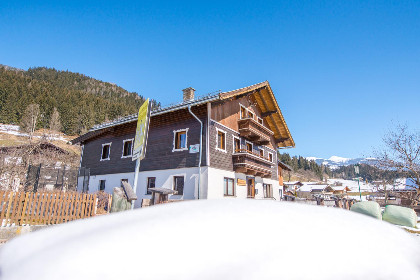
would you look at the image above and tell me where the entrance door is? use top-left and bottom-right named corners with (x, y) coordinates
top-left (247, 177), bottom-right (255, 198)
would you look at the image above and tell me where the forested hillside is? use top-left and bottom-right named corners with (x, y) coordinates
top-left (0, 65), bottom-right (159, 135)
top-left (278, 152), bottom-right (404, 183)
top-left (278, 153), bottom-right (333, 181)
top-left (331, 164), bottom-right (405, 182)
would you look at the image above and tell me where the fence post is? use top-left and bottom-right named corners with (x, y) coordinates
top-left (94, 196), bottom-right (98, 216)
top-left (33, 164), bottom-right (42, 192)
top-left (20, 192), bottom-right (30, 225)
top-left (5, 192), bottom-right (14, 226)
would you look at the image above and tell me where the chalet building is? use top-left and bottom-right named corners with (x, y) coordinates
top-left (72, 81), bottom-right (295, 207)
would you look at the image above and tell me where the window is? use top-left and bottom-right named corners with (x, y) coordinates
top-left (240, 106), bottom-right (247, 119)
top-left (259, 149), bottom-right (264, 157)
top-left (224, 177), bottom-right (235, 196)
top-left (248, 111), bottom-right (254, 119)
top-left (147, 177), bottom-right (156, 195)
top-left (233, 137), bottom-right (241, 153)
top-left (101, 143), bottom-right (111, 160)
top-left (174, 176), bottom-right (184, 195)
top-left (122, 139), bottom-right (133, 158)
top-left (246, 142), bottom-right (253, 152)
top-left (99, 180), bottom-right (106, 191)
top-left (268, 152), bottom-right (273, 162)
top-left (263, 184), bottom-right (273, 198)
top-left (173, 129), bottom-right (188, 151)
top-left (217, 129), bottom-right (226, 151)
top-left (121, 179), bottom-right (128, 187)
top-left (258, 117), bottom-right (263, 125)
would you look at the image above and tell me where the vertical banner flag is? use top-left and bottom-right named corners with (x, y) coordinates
top-left (132, 98), bottom-right (151, 161)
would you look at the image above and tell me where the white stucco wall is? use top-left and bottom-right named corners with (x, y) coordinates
top-left (78, 172), bottom-right (135, 194)
top-left (76, 166), bottom-right (281, 207)
top-left (133, 167), bottom-right (208, 208)
top-left (207, 167), bottom-right (281, 200)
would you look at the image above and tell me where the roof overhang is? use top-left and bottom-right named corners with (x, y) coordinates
top-left (219, 81), bottom-right (295, 148)
top-left (278, 161), bottom-right (292, 171)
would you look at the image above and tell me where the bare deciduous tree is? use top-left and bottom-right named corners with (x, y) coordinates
top-left (375, 124), bottom-right (420, 206)
top-left (21, 103), bottom-right (40, 140)
top-left (49, 107), bottom-right (61, 132)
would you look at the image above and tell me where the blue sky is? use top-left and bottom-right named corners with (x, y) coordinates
top-left (1, 1), bottom-right (419, 159)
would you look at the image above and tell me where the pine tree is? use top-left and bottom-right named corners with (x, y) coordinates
top-left (49, 107), bottom-right (61, 132)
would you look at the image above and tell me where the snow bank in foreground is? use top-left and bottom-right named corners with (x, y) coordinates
top-left (1, 200), bottom-right (420, 280)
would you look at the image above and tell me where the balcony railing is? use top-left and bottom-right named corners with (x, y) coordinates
top-left (237, 118), bottom-right (274, 145)
top-left (232, 149), bottom-right (273, 178)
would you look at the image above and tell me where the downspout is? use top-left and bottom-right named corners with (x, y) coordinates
top-left (188, 105), bottom-right (203, 200)
top-left (78, 144), bottom-right (85, 192)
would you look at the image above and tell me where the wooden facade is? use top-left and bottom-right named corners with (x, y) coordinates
top-left (73, 81), bottom-right (294, 196)
top-left (80, 105), bottom-right (207, 176)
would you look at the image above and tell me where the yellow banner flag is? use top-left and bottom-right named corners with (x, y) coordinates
top-left (132, 99), bottom-right (151, 161)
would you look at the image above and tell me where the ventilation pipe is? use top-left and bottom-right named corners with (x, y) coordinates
top-left (188, 105), bottom-right (202, 199)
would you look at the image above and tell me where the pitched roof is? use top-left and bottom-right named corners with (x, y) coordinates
top-left (72, 81), bottom-right (294, 148)
top-left (278, 160), bottom-right (292, 171)
top-left (220, 81), bottom-right (294, 148)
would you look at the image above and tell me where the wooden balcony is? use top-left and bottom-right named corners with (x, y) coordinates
top-left (232, 149), bottom-right (273, 178)
top-left (237, 118), bottom-right (274, 145)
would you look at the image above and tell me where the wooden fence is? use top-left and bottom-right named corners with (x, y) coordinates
top-left (0, 191), bottom-right (97, 226)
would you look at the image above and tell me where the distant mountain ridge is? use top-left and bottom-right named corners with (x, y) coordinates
top-left (306, 156), bottom-right (374, 169)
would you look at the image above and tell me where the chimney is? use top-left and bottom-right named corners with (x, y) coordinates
top-left (182, 87), bottom-right (195, 102)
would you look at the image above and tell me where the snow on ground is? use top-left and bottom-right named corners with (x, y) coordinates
top-left (0, 124), bottom-right (29, 137)
top-left (0, 124), bottom-right (20, 132)
top-left (328, 178), bottom-right (374, 192)
top-left (1, 200), bottom-right (420, 280)
top-left (297, 183), bottom-right (329, 192)
top-left (0, 124), bottom-right (69, 142)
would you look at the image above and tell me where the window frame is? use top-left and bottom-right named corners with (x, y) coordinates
top-left (257, 117), bottom-right (263, 125)
top-left (99, 180), bottom-right (106, 191)
top-left (100, 142), bottom-right (112, 161)
top-left (245, 140), bottom-right (253, 153)
top-left (173, 176), bottom-right (185, 195)
top-left (121, 138), bottom-right (134, 158)
top-left (263, 183), bottom-right (273, 198)
top-left (146, 177), bottom-right (156, 195)
top-left (223, 177), bottom-right (235, 197)
top-left (121, 178), bottom-right (128, 187)
top-left (216, 128), bottom-right (227, 153)
top-left (240, 104), bottom-right (247, 119)
top-left (259, 148), bottom-right (264, 158)
top-left (172, 128), bottom-right (189, 152)
top-left (268, 152), bottom-right (273, 162)
top-left (232, 135), bottom-right (241, 153)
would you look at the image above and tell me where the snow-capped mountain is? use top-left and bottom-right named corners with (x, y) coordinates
top-left (306, 156), bottom-right (374, 169)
